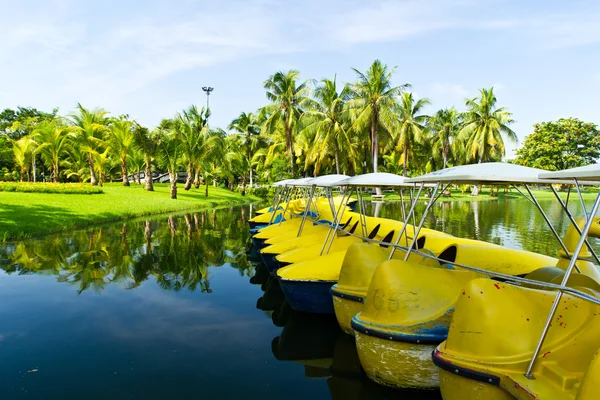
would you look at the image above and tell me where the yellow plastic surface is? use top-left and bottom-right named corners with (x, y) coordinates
top-left (354, 332), bottom-right (439, 389)
top-left (436, 278), bottom-right (600, 400)
top-left (277, 250), bottom-right (348, 282)
top-left (276, 236), bottom-right (362, 265)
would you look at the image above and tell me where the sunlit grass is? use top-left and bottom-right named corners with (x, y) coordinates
top-left (0, 182), bottom-right (103, 194)
top-left (0, 183), bottom-right (258, 240)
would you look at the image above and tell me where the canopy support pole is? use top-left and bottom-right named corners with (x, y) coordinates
top-left (388, 183), bottom-right (424, 260)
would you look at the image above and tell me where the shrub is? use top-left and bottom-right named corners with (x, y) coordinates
top-left (247, 186), bottom-right (270, 198)
top-left (0, 182), bottom-right (103, 194)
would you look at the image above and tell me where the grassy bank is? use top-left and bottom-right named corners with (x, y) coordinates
top-left (0, 183), bottom-right (259, 241)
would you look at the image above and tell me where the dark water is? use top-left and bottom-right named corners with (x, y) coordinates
top-left (0, 198), bottom-right (597, 399)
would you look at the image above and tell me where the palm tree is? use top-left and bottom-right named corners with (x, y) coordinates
top-left (69, 104), bottom-right (109, 185)
top-left (93, 148), bottom-right (111, 187)
top-left (396, 92), bottom-right (430, 176)
top-left (229, 111), bottom-right (263, 187)
top-left (431, 108), bottom-right (461, 169)
top-left (128, 147), bottom-right (145, 184)
top-left (33, 121), bottom-right (71, 182)
top-left (262, 70), bottom-right (312, 175)
top-left (109, 119), bottom-right (135, 186)
top-left (299, 76), bottom-right (355, 174)
top-left (179, 105), bottom-right (210, 190)
top-left (157, 120), bottom-right (182, 199)
top-left (459, 87), bottom-right (517, 195)
top-left (133, 124), bottom-right (159, 191)
top-left (459, 87), bottom-right (517, 163)
top-left (11, 136), bottom-right (36, 181)
top-left (347, 60), bottom-right (410, 174)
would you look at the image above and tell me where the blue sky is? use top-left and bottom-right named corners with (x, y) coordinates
top-left (2, 0), bottom-right (599, 157)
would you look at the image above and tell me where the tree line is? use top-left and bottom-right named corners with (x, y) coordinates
top-left (2, 59), bottom-right (598, 199)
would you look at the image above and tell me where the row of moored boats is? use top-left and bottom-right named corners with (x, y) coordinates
top-left (247, 162), bottom-right (600, 400)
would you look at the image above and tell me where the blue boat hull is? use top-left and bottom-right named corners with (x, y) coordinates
top-left (278, 279), bottom-right (336, 314)
top-left (260, 252), bottom-right (282, 274)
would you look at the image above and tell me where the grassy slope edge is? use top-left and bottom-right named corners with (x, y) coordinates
top-left (0, 183), bottom-right (260, 241)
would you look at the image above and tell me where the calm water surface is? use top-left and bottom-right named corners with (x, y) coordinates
top-left (0, 197), bottom-right (597, 399)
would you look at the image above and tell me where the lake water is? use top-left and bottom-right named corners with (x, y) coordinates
top-left (0, 197), bottom-right (597, 399)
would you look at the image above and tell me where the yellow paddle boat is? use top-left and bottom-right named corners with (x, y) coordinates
top-left (433, 163), bottom-right (600, 400)
top-left (351, 163), bottom-right (600, 390)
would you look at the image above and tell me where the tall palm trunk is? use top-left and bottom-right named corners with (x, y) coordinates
top-left (402, 145), bottom-right (409, 177)
top-left (53, 162), bottom-right (59, 183)
top-left (169, 171), bottom-right (177, 199)
top-left (184, 164), bottom-right (193, 190)
top-left (241, 175), bottom-right (246, 196)
top-left (137, 170), bottom-right (142, 185)
top-left (19, 166), bottom-right (25, 182)
top-left (88, 154), bottom-right (98, 186)
top-left (285, 122), bottom-right (295, 176)
top-left (249, 167), bottom-right (253, 188)
top-left (144, 156), bottom-right (154, 191)
top-left (193, 167), bottom-right (201, 188)
top-left (121, 156), bottom-right (130, 186)
top-left (205, 179), bottom-right (209, 197)
top-left (334, 140), bottom-right (340, 175)
top-left (442, 140), bottom-right (449, 169)
top-left (372, 105), bottom-right (382, 195)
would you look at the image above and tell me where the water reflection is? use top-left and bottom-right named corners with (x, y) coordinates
top-left (258, 277), bottom-right (443, 399)
top-left (1, 197), bottom-right (599, 399)
top-left (0, 208), bottom-right (255, 294)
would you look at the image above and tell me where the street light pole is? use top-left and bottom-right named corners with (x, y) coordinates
top-left (202, 86), bottom-right (213, 111)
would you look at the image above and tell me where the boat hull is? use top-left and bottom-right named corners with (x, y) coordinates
top-left (279, 278), bottom-right (336, 314)
top-left (352, 326), bottom-right (440, 389)
top-left (331, 289), bottom-right (363, 335)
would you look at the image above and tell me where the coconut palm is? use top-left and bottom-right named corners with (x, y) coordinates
top-left (431, 108), bottom-right (461, 169)
top-left (459, 87), bottom-right (517, 163)
top-left (128, 147), bottom-right (145, 184)
top-left (347, 60), bottom-right (410, 174)
top-left (93, 148), bottom-right (112, 187)
top-left (133, 124), bottom-right (159, 191)
top-left (156, 120), bottom-right (182, 199)
top-left (179, 105), bottom-right (210, 190)
top-left (261, 70), bottom-right (312, 175)
top-left (396, 92), bottom-right (430, 176)
top-left (229, 111), bottom-right (264, 187)
top-left (69, 104), bottom-right (109, 185)
top-left (109, 119), bottom-right (135, 186)
top-left (11, 136), bottom-right (36, 181)
top-left (33, 121), bottom-right (71, 182)
top-left (299, 76), bottom-right (355, 174)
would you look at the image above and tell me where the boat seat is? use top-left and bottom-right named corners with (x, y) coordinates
top-left (524, 266), bottom-right (600, 293)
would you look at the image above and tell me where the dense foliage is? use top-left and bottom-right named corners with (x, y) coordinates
top-left (514, 118), bottom-right (600, 171)
top-left (2, 59), bottom-right (598, 198)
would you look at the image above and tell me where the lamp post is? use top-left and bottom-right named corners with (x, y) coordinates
top-left (202, 86), bottom-right (213, 111)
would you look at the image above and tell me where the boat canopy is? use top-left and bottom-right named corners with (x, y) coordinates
top-left (336, 172), bottom-right (416, 187)
top-left (539, 164), bottom-right (600, 181)
top-left (284, 177), bottom-right (314, 187)
top-left (307, 174), bottom-right (350, 187)
top-left (272, 179), bottom-right (296, 187)
top-left (405, 162), bottom-right (575, 184)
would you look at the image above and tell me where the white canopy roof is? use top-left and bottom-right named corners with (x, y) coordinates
top-left (285, 177), bottom-right (314, 187)
top-left (405, 162), bottom-right (573, 184)
top-left (337, 172), bottom-right (417, 187)
top-left (272, 179), bottom-right (296, 187)
top-left (307, 174), bottom-right (350, 187)
top-left (539, 164), bottom-right (600, 181)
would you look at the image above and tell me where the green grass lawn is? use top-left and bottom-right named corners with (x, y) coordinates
top-left (0, 183), bottom-right (259, 241)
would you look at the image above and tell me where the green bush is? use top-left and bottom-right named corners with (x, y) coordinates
top-left (247, 186), bottom-right (270, 198)
top-left (0, 182), bottom-right (103, 194)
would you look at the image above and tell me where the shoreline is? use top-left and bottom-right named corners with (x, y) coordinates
top-left (0, 184), bottom-right (261, 242)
